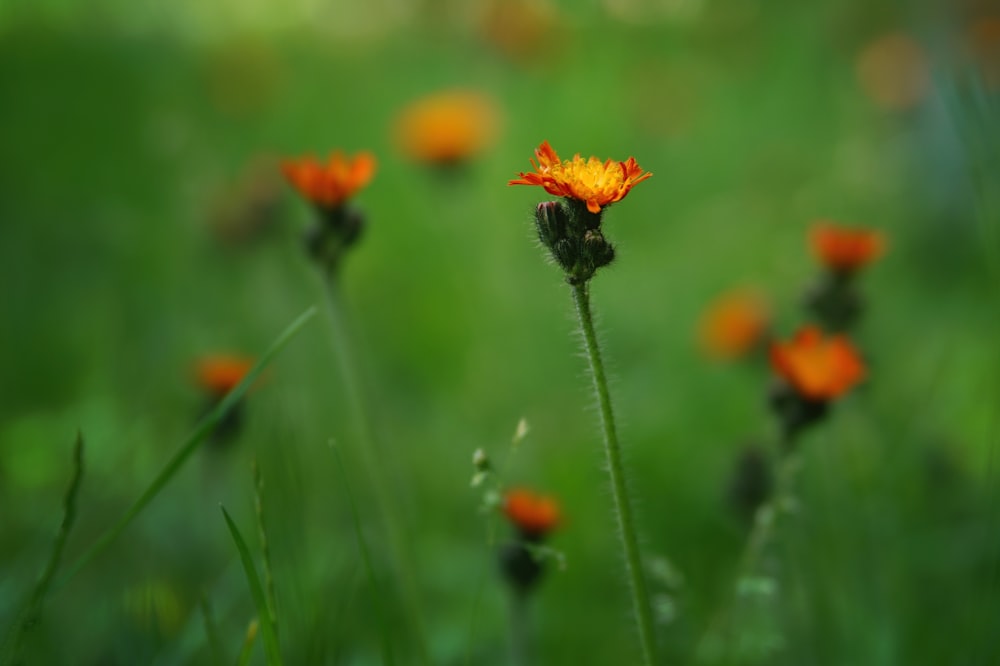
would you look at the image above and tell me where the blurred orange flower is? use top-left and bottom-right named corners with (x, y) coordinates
top-left (194, 355), bottom-right (255, 396)
top-left (810, 223), bottom-right (885, 273)
top-left (699, 289), bottom-right (770, 360)
top-left (856, 33), bottom-right (929, 112)
top-left (503, 488), bottom-right (560, 537)
top-left (394, 90), bottom-right (500, 165)
top-left (770, 327), bottom-right (864, 401)
top-left (281, 151), bottom-right (376, 209)
top-left (967, 17), bottom-right (1000, 88)
top-left (509, 141), bottom-right (652, 214)
top-left (480, 0), bottom-right (559, 63)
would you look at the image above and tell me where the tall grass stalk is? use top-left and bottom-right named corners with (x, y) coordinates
top-left (1, 433), bottom-right (85, 665)
top-left (235, 620), bottom-right (259, 666)
top-left (55, 306), bottom-right (317, 588)
top-left (222, 506), bottom-right (283, 666)
top-left (320, 275), bottom-right (428, 664)
top-left (253, 456), bottom-right (279, 638)
top-left (571, 283), bottom-right (657, 666)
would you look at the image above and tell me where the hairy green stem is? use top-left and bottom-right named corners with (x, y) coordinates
top-left (508, 591), bottom-right (529, 666)
top-left (695, 443), bottom-right (802, 661)
top-left (572, 283), bottom-right (657, 666)
top-left (321, 275), bottom-right (429, 665)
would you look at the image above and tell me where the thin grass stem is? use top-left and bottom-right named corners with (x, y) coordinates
top-left (320, 275), bottom-right (429, 664)
top-left (55, 306), bottom-right (317, 589)
top-left (331, 443), bottom-right (396, 666)
top-left (252, 456), bottom-right (279, 638)
top-left (221, 506), bottom-right (283, 666)
top-left (1, 432), bottom-right (85, 665)
top-left (571, 283), bottom-right (657, 666)
top-left (235, 620), bottom-right (259, 666)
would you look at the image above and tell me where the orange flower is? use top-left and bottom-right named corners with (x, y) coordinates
top-left (967, 17), bottom-right (1000, 89)
top-left (281, 151), bottom-right (376, 209)
top-left (394, 90), bottom-right (499, 165)
top-left (509, 141), bottom-right (652, 214)
top-left (810, 223), bottom-right (885, 273)
top-left (770, 327), bottom-right (865, 401)
top-left (503, 488), bottom-right (560, 537)
top-left (194, 355), bottom-right (255, 396)
top-left (699, 289), bottom-right (770, 360)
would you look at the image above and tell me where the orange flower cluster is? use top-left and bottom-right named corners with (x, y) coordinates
top-left (699, 289), bottom-right (770, 360)
top-left (510, 141), bottom-right (652, 214)
top-left (770, 327), bottom-right (865, 401)
top-left (281, 151), bottom-right (376, 210)
top-left (503, 488), bottom-right (560, 537)
top-left (194, 355), bottom-right (255, 396)
top-left (394, 90), bottom-right (499, 165)
top-left (810, 223), bottom-right (885, 273)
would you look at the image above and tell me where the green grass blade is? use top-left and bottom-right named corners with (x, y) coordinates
top-left (221, 506), bottom-right (283, 666)
top-left (252, 456), bottom-right (279, 638)
top-left (56, 306), bottom-right (317, 588)
top-left (235, 619), bottom-right (259, 666)
top-left (2, 432), bottom-right (85, 665)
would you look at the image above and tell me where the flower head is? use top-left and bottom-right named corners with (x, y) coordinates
top-left (394, 90), bottom-right (499, 165)
top-left (194, 355), bottom-right (255, 396)
top-left (699, 289), bottom-right (771, 360)
top-left (509, 141), bottom-right (652, 214)
top-left (856, 33), bottom-right (929, 112)
top-left (770, 327), bottom-right (865, 401)
top-left (503, 488), bottom-right (560, 538)
top-left (810, 223), bottom-right (885, 274)
top-left (281, 151), bottom-right (376, 210)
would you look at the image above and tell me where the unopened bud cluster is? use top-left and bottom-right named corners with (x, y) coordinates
top-left (803, 271), bottom-right (863, 332)
top-left (304, 205), bottom-right (366, 274)
top-left (535, 201), bottom-right (615, 285)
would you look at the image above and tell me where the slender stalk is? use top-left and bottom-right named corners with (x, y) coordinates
top-left (571, 283), bottom-right (657, 666)
top-left (331, 444), bottom-right (396, 666)
top-left (2, 433), bottom-right (85, 665)
top-left (320, 275), bottom-right (429, 665)
top-left (222, 506), bottom-right (283, 666)
top-left (56, 306), bottom-right (317, 588)
top-left (508, 591), bottom-right (529, 666)
top-left (695, 443), bottom-right (802, 661)
top-left (252, 457), bottom-right (279, 639)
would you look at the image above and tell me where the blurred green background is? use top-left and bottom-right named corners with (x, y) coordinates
top-left (2, 0), bottom-right (999, 663)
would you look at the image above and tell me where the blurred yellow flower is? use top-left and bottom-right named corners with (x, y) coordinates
top-left (509, 141), bottom-right (652, 214)
top-left (393, 90), bottom-right (500, 165)
top-left (281, 151), bottom-right (376, 209)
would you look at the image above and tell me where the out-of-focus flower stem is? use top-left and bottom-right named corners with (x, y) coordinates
top-left (572, 282), bottom-right (657, 666)
top-left (321, 274), bottom-right (430, 666)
